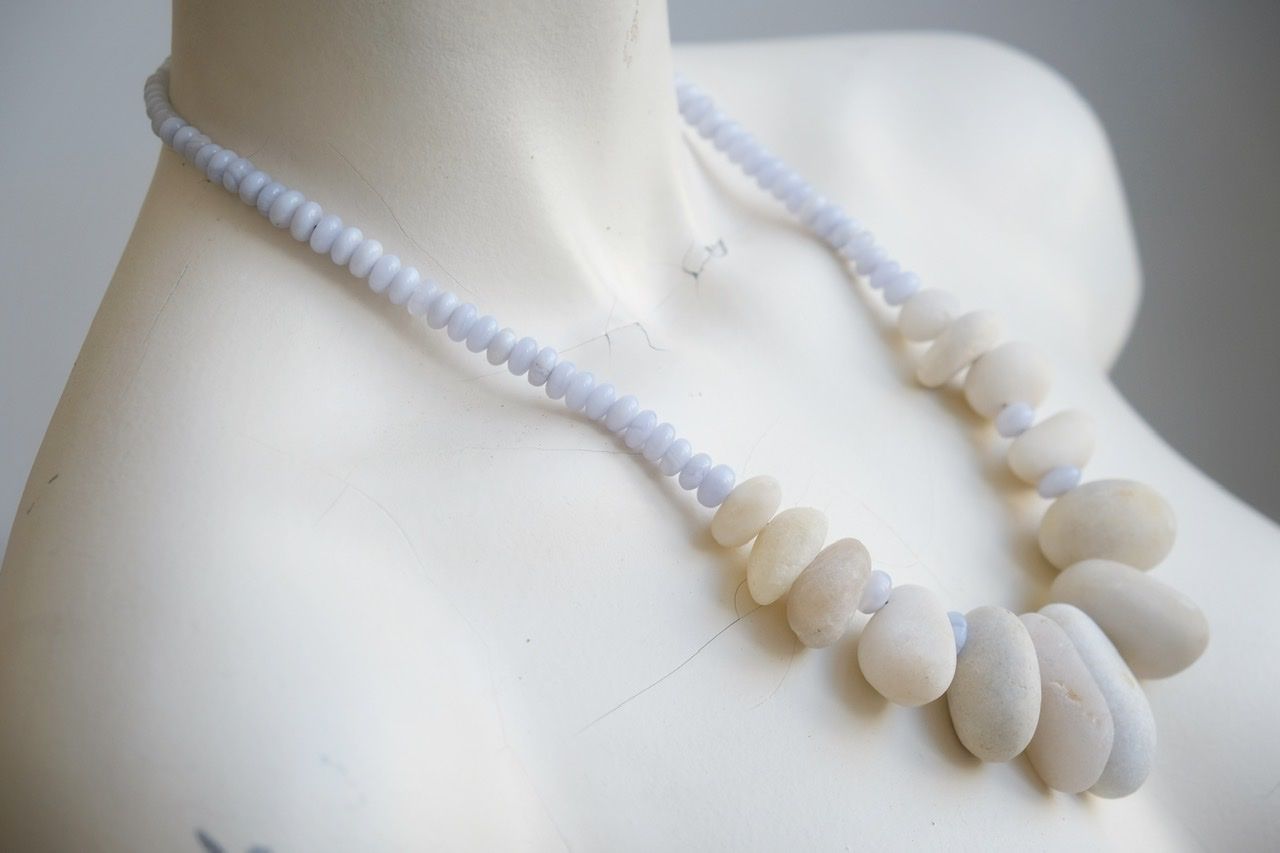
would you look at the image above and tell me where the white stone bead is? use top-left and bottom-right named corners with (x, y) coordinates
top-left (367, 254), bottom-right (402, 294)
top-left (1050, 559), bottom-right (1208, 678)
top-left (329, 226), bottom-right (364, 266)
top-left (237, 171), bottom-right (271, 206)
top-left (963, 341), bottom-right (1053, 418)
top-left (678, 452), bottom-right (712, 490)
top-left (254, 181), bottom-right (286, 217)
top-left (1040, 603), bottom-right (1156, 799)
top-left (786, 538), bottom-right (871, 648)
top-left (465, 315), bottom-right (499, 352)
top-left (268, 189), bottom-right (305, 229)
top-left (883, 271), bottom-right (921, 307)
top-left (486, 328), bottom-right (518, 366)
top-left (1020, 612), bottom-right (1115, 793)
top-left (386, 266), bottom-right (421, 307)
top-left (308, 215), bottom-right (344, 254)
top-left (564, 371), bottom-right (596, 411)
top-left (406, 279), bottom-right (439, 316)
top-left (447, 303), bottom-right (478, 342)
top-left (746, 507), bottom-right (828, 605)
top-left (946, 606), bottom-right (1041, 762)
top-left (604, 395), bottom-right (640, 432)
top-left (995, 402), bottom-right (1035, 438)
top-left (1039, 479), bottom-right (1176, 570)
top-left (858, 570), bottom-right (892, 614)
top-left (857, 584), bottom-right (957, 706)
top-left (898, 289), bottom-right (961, 342)
top-left (643, 423), bottom-right (677, 463)
top-left (527, 346), bottom-right (557, 385)
top-left (1037, 465), bottom-right (1081, 498)
top-left (427, 291), bottom-right (460, 330)
top-left (710, 475), bottom-right (782, 547)
top-left (348, 238), bottom-right (383, 278)
top-left (289, 201), bottom-right (323, 243)
top-left (916, 311), bottom-right (1001, 388)
top-left (221, 157), bottom-right (253, 192)
top-left (506, 336), bottom-right (538, 375)
top-left (584, 383), bottom-right (616, 420)
top-left (659, 438), bottom-right (693, 476)
top-left (205, 148), bottom-right (237, 183)
top-left (1007, 410), bottom-right (1095, 485)
top-left (697, 464), bottom-right (736, 508)
top-left (545, 361), bottom-right (576, 400)
top-left (622, 410), bottom-right (657, 450)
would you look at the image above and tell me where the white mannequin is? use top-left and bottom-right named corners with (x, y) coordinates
top-left (2, 1), bottom-right (1277, 849)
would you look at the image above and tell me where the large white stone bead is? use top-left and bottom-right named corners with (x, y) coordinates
top-left (857, 584), bottom-right (956, 706)
top-left (1020, 612), bottom-right (1115, 794)
top-left (916, 311), bottom-right (1002, 388)
top-left (898, 288), bottom-right (961, 341)
top-left (1050, 559), bottom-right (1208, 678)
top-left (1041, 603), bottom-right (1156, 798)
top-left (710, 475), bottom-right (782, 547)
top-left (1007, 409), bottom-right (1096, 485)
top-left (746, 507), bottom-right (828, 605)
top-left (946, 606), bottom-right (1041, 762)
top-left (963, 341), bottom-right (1053, 418)
top-left (786, 538), bottom-right (871, 648)
top-left (1039, 479), bottom-right (1177, 570)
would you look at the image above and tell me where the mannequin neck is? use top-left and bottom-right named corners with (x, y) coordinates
top-left (168, 0), bottom-right (702, 325)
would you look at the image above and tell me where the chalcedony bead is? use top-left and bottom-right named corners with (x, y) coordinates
top-left (309, 215), bottom-right (344, 254)
top-left (445, 303), bottom-right (476, 342)
top-left (679, 453), bottom-right (712, 490)
top-left (527, 346), bottom-right (557, 386)
top-left (643, 423), bottom-right (677, 463)
top-left (465, 315), bottom-right (499, 352)
top-left (386, 266), bottom-right (420, 307)
top-left (506, 336), bottom-right (538, 375)
top-left (858, 570), bottom-right (892, 614)
top-left (584, 383), bottom-right (617, 420)
top-left (545, 361), bottom-right (576, 400)
top-left (486, 328), bottom-right (517, 366)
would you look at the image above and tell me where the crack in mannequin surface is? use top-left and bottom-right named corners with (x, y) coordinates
top-left (2, 1), bottom-right (1278, 850)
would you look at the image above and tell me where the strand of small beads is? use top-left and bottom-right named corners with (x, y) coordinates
top-left (144, 59), bottom-right (1208, 798)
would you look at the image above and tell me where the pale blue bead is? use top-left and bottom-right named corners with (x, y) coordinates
top-left (237, 171), bottom-right (270, 205)
top-left (841, 230), bottom-right (875, 259)
top-left (585, 383), bottom-right (617, 420)
top-left (545, 360), bottom-right (576, 399)
top-left (193, 142), bottom-right (222, 171)
top-left (255, 181), bottom-right (286, 216)
top-left (205, 148), bottom-right (237, 183)
top-left (784, 182), bottom-right (815, 214)
top-left (697, 464), bottom-right (736, 508)
top-left (858, 570), bottom-right (893, 614)
top-left (427, 291), bottom-right (461, 330)
top-left (772, 172), bottom-right (802, 201)
top-left (1038, 466), bottom-right (1082, 499)
top-left (466, 315), bottom-right (499, 352)
top-left (528, 346), bottom-right (557, 386)
top-left (367, 254), bottom-right (401, 293)
top-left (604, 395), bottom-right (640, 432)
top-left (729, 136), bottom-right (761, 168)
top-left (643, 423), bottom-right (677, 463)
top-left (348, 238), bottom-right (383, 278)
top-left (268, 189), bottom-right (305, 228)
top-left (289, 201), bottom-right (323, 242)
top-left (158, 116), bottom-right (186, 145)
top-left (852, 243), bottom-right (888, 277)
top-left (448, 303), bottom-right (479, 342)
top-left (948, 611), bottom-right (969, 653)
top-left (868, 261), bottom-right (902, 291)
top-left (386, 265), bottom-right (420, 306)
top-left (712, 121), bottom-right (743, 152)
top-left (623, 410), bottom-right (657, 450)
top-left (883, 271), bottom-right (921, 306)
top-left (221, 157), bottom-right (253, 192)
top-left (680, 93), bottom-right (712, 123)
top-left (486, 328), bottom-right (517, 365)
top-left (406, 279), bottom-right (439, 316)
top-left (826, 216), bottom-right (856, 249)
top-left (170, 125), bottom-right (198, 153)
top-left (755, 158), bottom-right (785, 191)
top-left (996, 402), bottom-right (1036, 438)
top-left (507, 336), bottom-right (538, 374)
top-left (183, 134), bottom-right (211, 162)
top-left (800, 196), bottom-right (829, 228)
top-left (678, 453), bottom-right (712, 490)
top-left (309, 214), bottom-right (344, 253)
top-left (659, 438), bottom-right (693, 476)
top-left (329, 226), bottom-right (364, 266)
top-left (696, 109), bottom-right (726, 138)
top-left (564, 371), bottom-right (596, 411)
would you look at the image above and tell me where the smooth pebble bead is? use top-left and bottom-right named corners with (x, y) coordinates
top-left (171, 124), bottom-right (199, 152)
top-left (564, 371), bottom-right (596, 410)
top-left (696, 464), bottom-right (736, 508)
top-left (946, 606), bottom-right (1041, 762)
top-left (898, 288), bottom-right (961, 342)
top-left (205, 148), bottom-right (237, 183)
top-left (221, 157), bottom-right (253, 192)
top-left (486, 328), bottom-right (518, 366)
top-left (348, 239), bottom-right (383, 278)
top-left (386, 266), bottom-right (421, 306)
top-left (678, 452), bottom-right (712, 490)
top-left (1050, 559), bottom-right (1208, 678)
top-left (643, 423), bottom-right (678, 463)
top-left (584, 383), bottom-right (617, 420)
top-left (604, 395), bottom-right (640, 433)
top-left (916, 311), bottom-right (1002, 388)
top-left (1020, 613), bottom-right (1115, 793)
top-left (964, 341), bottom-right (1053, 418)
top-left (948, 611), bottom-right (969, 652)
top-left (366, 254), bottom-right (402, 294)
top-left (448, 303), bottom-right (480, 343)
top-left (1039, 479), bottom-right (1176, 570)
top-left (1008, 410), bottom-right (1095, 485)
top-left (406, 279), bottom-right (439, 316)
top-left (1040, 604), bottom-right (1156, 799)
top-left (506, 336), bottom-right (538, 374)
top-left (1038, 465), bottom-right (1081, 498)
top-left (622, 410), bottom-right (657, 450)
top-left (858, 570), bottom-right (892, 614)
top-left (427, 291), bottom-right (460, 330)
top-left (996, 402), bottom-right (1036, 438)
top-left (289, 200), bottom-right (323, 242)
top-left (465, 315), bottom-right (499, 352)
top-left (710, 475), bottom-right (782, 547)
top-left (308, 215), bottom-right (343, 253)
top-left (660, 438), bottom-right (693, 476)
top-left (746, 507), bottom-right (828, 606)
top-left (236, 170), bottom-right (270, 205)
top-left (545, 360), bottom-right (576, 399)
top-left (858, 584), bottom-right (957, 706)
top-left (883, 271), bottom-right (921, 307)
top-left (329, 226), bottom-right (364, 266)
top-left (193, 143), bottom-right (222, 172)
top-left (868, 261), bottom-right (901, 291)
top-left (254, 181), bottom-right (286, 217)
top-left (267, 189), bottom-right (305, 228)
top-left (158, 116), bottom-right (186, 145)
top-left (786, 538), bottom-right (871, 648)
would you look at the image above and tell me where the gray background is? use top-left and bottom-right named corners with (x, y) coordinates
top-left (2, 1), bottom-right (1278, 559)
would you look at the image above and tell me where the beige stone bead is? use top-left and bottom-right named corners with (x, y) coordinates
top-left (898, 288), bottom-right (961, 341)
top-left (1050, 559), bottom-right (1208, 678)
top-left (857, 584), bottom-right (956, 706)
top-left (916, 310), bottom-right (1002, 388)
top-left (786, 538), bottom-right (871, 648)
top-left (946, 606), bottom-right (1041, 762)
top-left (746, 507), bottom-right (828, 605)
top-left (1020, 612), bottom-right (1115, 794)
top-left (1039, 479), bottom-right (1176, 570)
top-left (710, 475), bottom-right (782, 547)
top-left (1041, 603), bottom-right (1156, 799)
top-left (1007, 409), bottom-right (1096, 485)
top-left (963, 341), bottom-right (1053, 418)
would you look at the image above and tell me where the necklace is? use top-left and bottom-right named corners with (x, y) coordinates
top-left (143, 59), bottom-right (1207, 798)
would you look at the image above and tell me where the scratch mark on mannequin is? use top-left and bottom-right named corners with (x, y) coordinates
top-left (123, 261), bottom-right (190, 399)
top-left (622, 0), bottom-right (640, 69)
